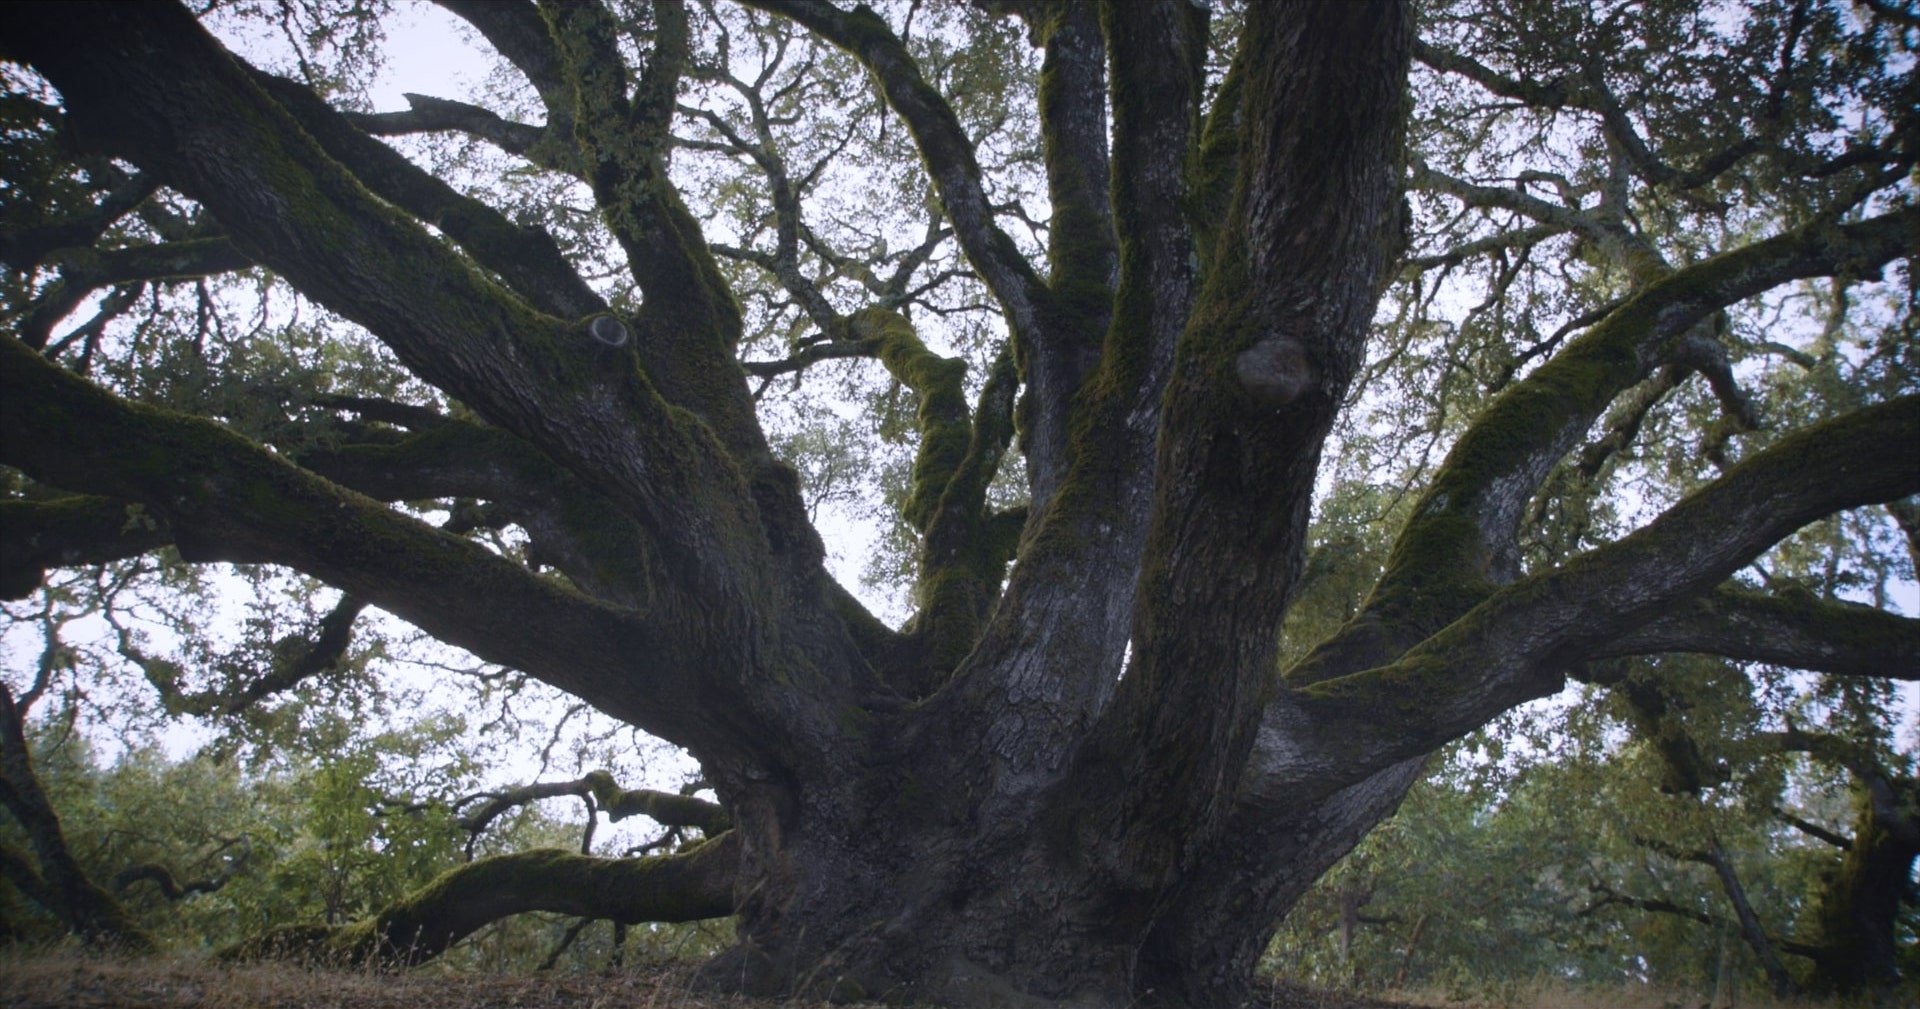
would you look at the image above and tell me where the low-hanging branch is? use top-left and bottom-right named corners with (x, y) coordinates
top-left (0, 329), bottom-right (719, 753)
top-left (112, 837), bottom-right (251, 902)
top-left (222, 835), bottom-right (737, 968)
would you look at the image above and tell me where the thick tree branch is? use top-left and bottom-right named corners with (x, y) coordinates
top-left (1273, 395), bottom-right (1920, 794)
top-left (257, 74), bottom-right (604, 320)
top-left (1289, 205), bottom-right (1918, 692)
top-left (0, 495), bottom-right (173, 600)
top-left (1595, 585), bottom-right (1920, 679)
top-left (0, 331), bottom-right (735, 759)
top-left (543, 0), bottom-right (779, 471)
top-left (225, 836), bottom-right (736, 968)
top-left (2, 4), bottom-right (843, 761)
top-left (1021, 1), bottom-right (1114, 509)
top-left (438, 0), bottom-right (567, 100)
top-left (291, 415), bottom-right (665, 607)
top-left (896, 343), bottom-right (1021, 693)
top-left (1071, 1), bottom-right (1411, 895)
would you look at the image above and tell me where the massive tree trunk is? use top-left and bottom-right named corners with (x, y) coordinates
top-left (1, 1), bottom-right (1916, 1005)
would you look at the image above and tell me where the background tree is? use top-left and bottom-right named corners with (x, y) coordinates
top-left (0, 0), bottom-right (1915, 1005)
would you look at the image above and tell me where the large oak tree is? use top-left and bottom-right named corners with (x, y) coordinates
top-left (1, 0), bottom-right (1916, 1004)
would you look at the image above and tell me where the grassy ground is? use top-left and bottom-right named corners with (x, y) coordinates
top-left (1, 955), bottom-right (1830, 1009)
top-left (0, 955), bottom-right (1425, 1009)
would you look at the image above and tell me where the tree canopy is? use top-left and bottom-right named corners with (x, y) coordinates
top-left (0, 0), bottom-right (1915, 1005)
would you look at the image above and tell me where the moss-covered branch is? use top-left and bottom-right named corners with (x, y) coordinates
top-left (1290, 205), bottom-right (1920, 692)
top-left (255, 73), bottom-right (603, 320)
top-left (897, 343), bottom-right (1022, 691)
top-left (0, 495), bottom-right (173, 600)
top-left (1021, 1), bottom-right (1115, 504)
top-left (1279, 395), bottom-right (1920, 792)
top-left (1098, 0), bottom-right (1203, 394)
top-left (292, 415), bottom-right (663, 608)
top-left (542, 0), bottom-right (715, 322)
top-left (224, 836), bottom-right (737, 968)
top-left (1593, 585), bottom-right (1920, 679)
top-left (0, 331), bottom-right (728, 757)
top-left (1066, 1), bottom-right (1411, 893)
top-left (4, 1), bottom-right (787, 663)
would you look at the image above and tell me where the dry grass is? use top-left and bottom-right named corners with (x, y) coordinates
top-left (0, 956), bottom-right (820, 1009)
top-left (18, 955), bottom-right (1830, 1009)
top-left (0, 954), bottom-right (1427, 1009)
top-left (1369, 977), bottom-right (1856, 1009)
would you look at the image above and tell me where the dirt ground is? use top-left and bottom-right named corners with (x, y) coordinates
top-left (0, 957), bottom-right (1424, 1009)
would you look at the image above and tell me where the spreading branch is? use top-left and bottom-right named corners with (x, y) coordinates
top-left (117, 595), bottom-right (368, 718)
top-left (457, 771), bottom-right (731, 841)
top-left (256, 74), bottom-right (605, 320)
top-left (223, 835), bottom-right (736, 968)
top-left (18, 238), bottom-right (251, 350)
top-left (1262, 394), bottom-right (1920, 799)
top-left (743, 1), bottom-right (1047, 353)
top-left (1287, 205), bottom-right (1919, 699)
top-left (0, 495), bottom-right (173, 600)
top-left (112, 837), bottom-right (251, 902)
top-left (0, 329), bottom-right (719, 755)
top-left (1595, 585), bottom-right (1920, 679)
